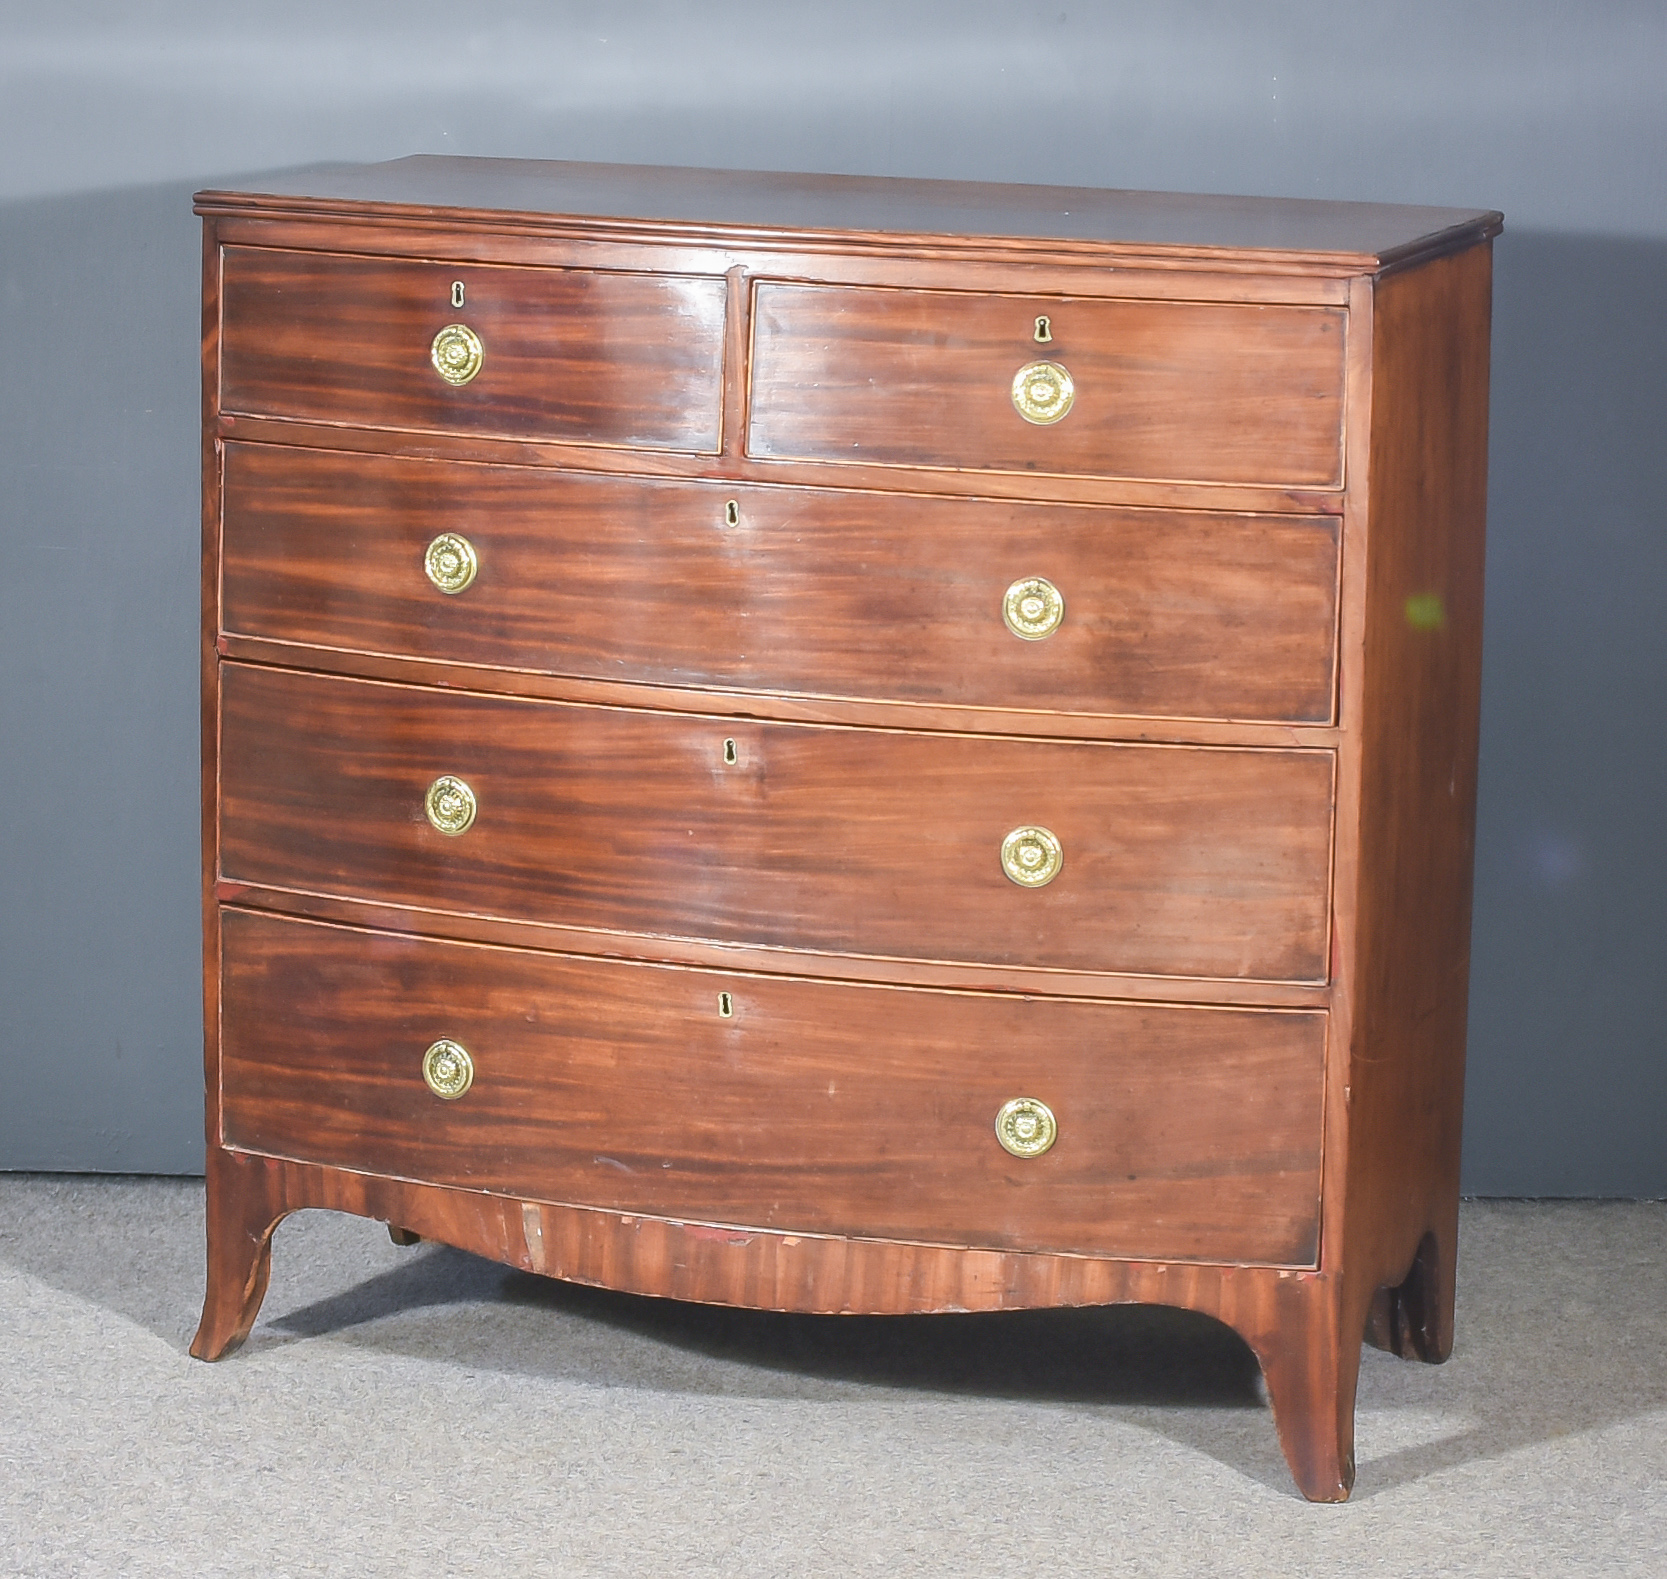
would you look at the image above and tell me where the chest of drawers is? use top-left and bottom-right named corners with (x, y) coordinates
top-left (189, 158), bottom-right (1499, 1501)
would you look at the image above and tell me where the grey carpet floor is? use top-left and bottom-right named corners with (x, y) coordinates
top-left (0, 1180), bottom-right (1661, 1577)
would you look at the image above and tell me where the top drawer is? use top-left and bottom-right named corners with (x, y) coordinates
top-left (219, 247), bottom-right (728, 452)
top-left (747, 284), bottom-right (1346, 488)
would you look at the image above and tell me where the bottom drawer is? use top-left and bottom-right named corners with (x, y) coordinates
top-left (219, 908), bottom-right (1326, 1266)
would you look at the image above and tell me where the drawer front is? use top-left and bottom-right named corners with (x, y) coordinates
top-left (219, 664), bottom-right (1334, 982)
top-left (220, 908), bottom-right (1326, 1265)
top-left (222, 444), bottom-right (1340, 725)
top-left (219, 247), bottom-right (727, 451)
top-left (748, 284), bottom-right (1346, 487)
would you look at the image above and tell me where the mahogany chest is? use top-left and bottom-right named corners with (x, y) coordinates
top-left (191, 158), bottom-right (1499, 1501)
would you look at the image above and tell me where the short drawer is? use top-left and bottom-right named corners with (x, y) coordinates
top-left (219, 247), bottom-right (727, 451)
top-left (222, 444), bottom-right (1340, 725)
top-left (218, 664), bottom-right (1335, 982)
top-left (219, 908), bottom-right (1326, 1265)
top-left (748, 283), bottom-right (1346, 488)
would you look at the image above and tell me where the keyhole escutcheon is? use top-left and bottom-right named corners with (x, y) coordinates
top-left (724, 499), bottom-right (740, 527)
top-left (723, 738), bottom-right (738, 765)
top-left (451, 280), bottom-right (466, 308)
top-left (1033, 315), bottom-right (1053, 344)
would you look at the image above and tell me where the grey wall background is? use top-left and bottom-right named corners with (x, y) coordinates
top-left (2, 1), bottom-right (1663, 1192)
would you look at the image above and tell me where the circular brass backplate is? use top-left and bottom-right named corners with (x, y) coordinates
top-left (424, 774), bottom-right (477, 836)
top-left (1011, 360), bottom-right (1074, 425)
top-left (1001, 825), bottom-right (1063, 887)
top-left (431, 323), bottom-right (484, 386)
top-left (995, 1097), bottom-right (1057, 1158)
top-left (1002, 576), bottom-right (1065, 640)
top-left (422, 1038), bottom-right (474, 1100)
top-left (424, 532), bottom-right (479, 594)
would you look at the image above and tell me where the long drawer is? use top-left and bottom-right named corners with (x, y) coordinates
top-left (219, 248), bottom-right (727, 451)
top-left (218, 664), bottom-right (1335, 982)
top-left (221, 443), bottom-right (1341, 725)
top-left (219, 908), bottom-right (1326, 1265)
top-left (747, 283), bottom-right (1347, 487)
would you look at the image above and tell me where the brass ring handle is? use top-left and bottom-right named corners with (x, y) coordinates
top-left (1002, 576), bottom-right (1064, 640)
top-left (1001, 825), bottom-right (1063, 887)
top-left (424, 775), bottom-right (477, 836)
top-left (1011, 360), bottom-right (1074, 425)
top-left (995, 1097), bottom-right (1057, 1157)
top-left (424, 532), bottom-right (478, 594)
top-left (431, 323), bottom-right (484, 386)
top-left (422, 1038), bottom-right (474, 1100)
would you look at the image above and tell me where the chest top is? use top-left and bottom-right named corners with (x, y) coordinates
top-left (198, 154), bottom-right (1499, 270)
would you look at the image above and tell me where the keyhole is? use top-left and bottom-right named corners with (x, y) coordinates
top-left (1033, 315), bottom-right (1053, 344)
top-left (723, 738), bottom-right (737, 765)
top-left (451, 281), bottom-right (466, 308)
top-left (724, 499), bottom-right (740, 527)
top-left (718, 992), bottom-right (734, 1018)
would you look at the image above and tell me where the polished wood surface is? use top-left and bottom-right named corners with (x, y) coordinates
top-left (215, 409), bottom-right (1349, 520)
top-left (221, 441), bottom-right (1341, 725)
top-left (211, 883), bottom-right (1334, 1009)
top-left (215, 631), bottom-right (1342, 752)
top-left (749, 285), bottom-right (1346, 487)
top-left (197, 156), bottom-right (1501, 273)
top-left (195, 157), bottom-right (1496, 1502)
top-left (218, 663), bottom-right (1336, 982)
top-left (220, 908), bottom-right (1326, 1264)
top-left (184, 1141), bottom-right (1357, 1502)
top-left (220, 247), bottom-right (727, 450)
top-left (1341, 243), bottom-right (1493, 1366)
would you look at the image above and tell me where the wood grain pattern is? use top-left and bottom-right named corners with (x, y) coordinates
top-left (220, 442), bottom-right (1341, 725)
top-left (748, 284), bottom-right (1346, 487)
top-left (215, 632), bottom-right (1343, 751)
top-left (217, 663), bottom-right (1336, 982)
top-left (219, 908), bottom-right (1326, 1264)
top-left (206, 212), bottom-right (1362, 308)
top-left (196, 156), bottom-right (1501, 274)
top-left (1338, 242), bottom-right (1493, 1367)
top-left (194, 161), bottom-right (1498, 1502)
top-left (200, 221), bottom-right (226, 1218)
top-left (189, 1144), bottom-right (1350, 1496)
top-left (219, 247), bottom-right (727, 451)
top-left (216, 411), bottom-right (1349, 518)
top-left (212, 884), bottom-right (1335, 1009)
